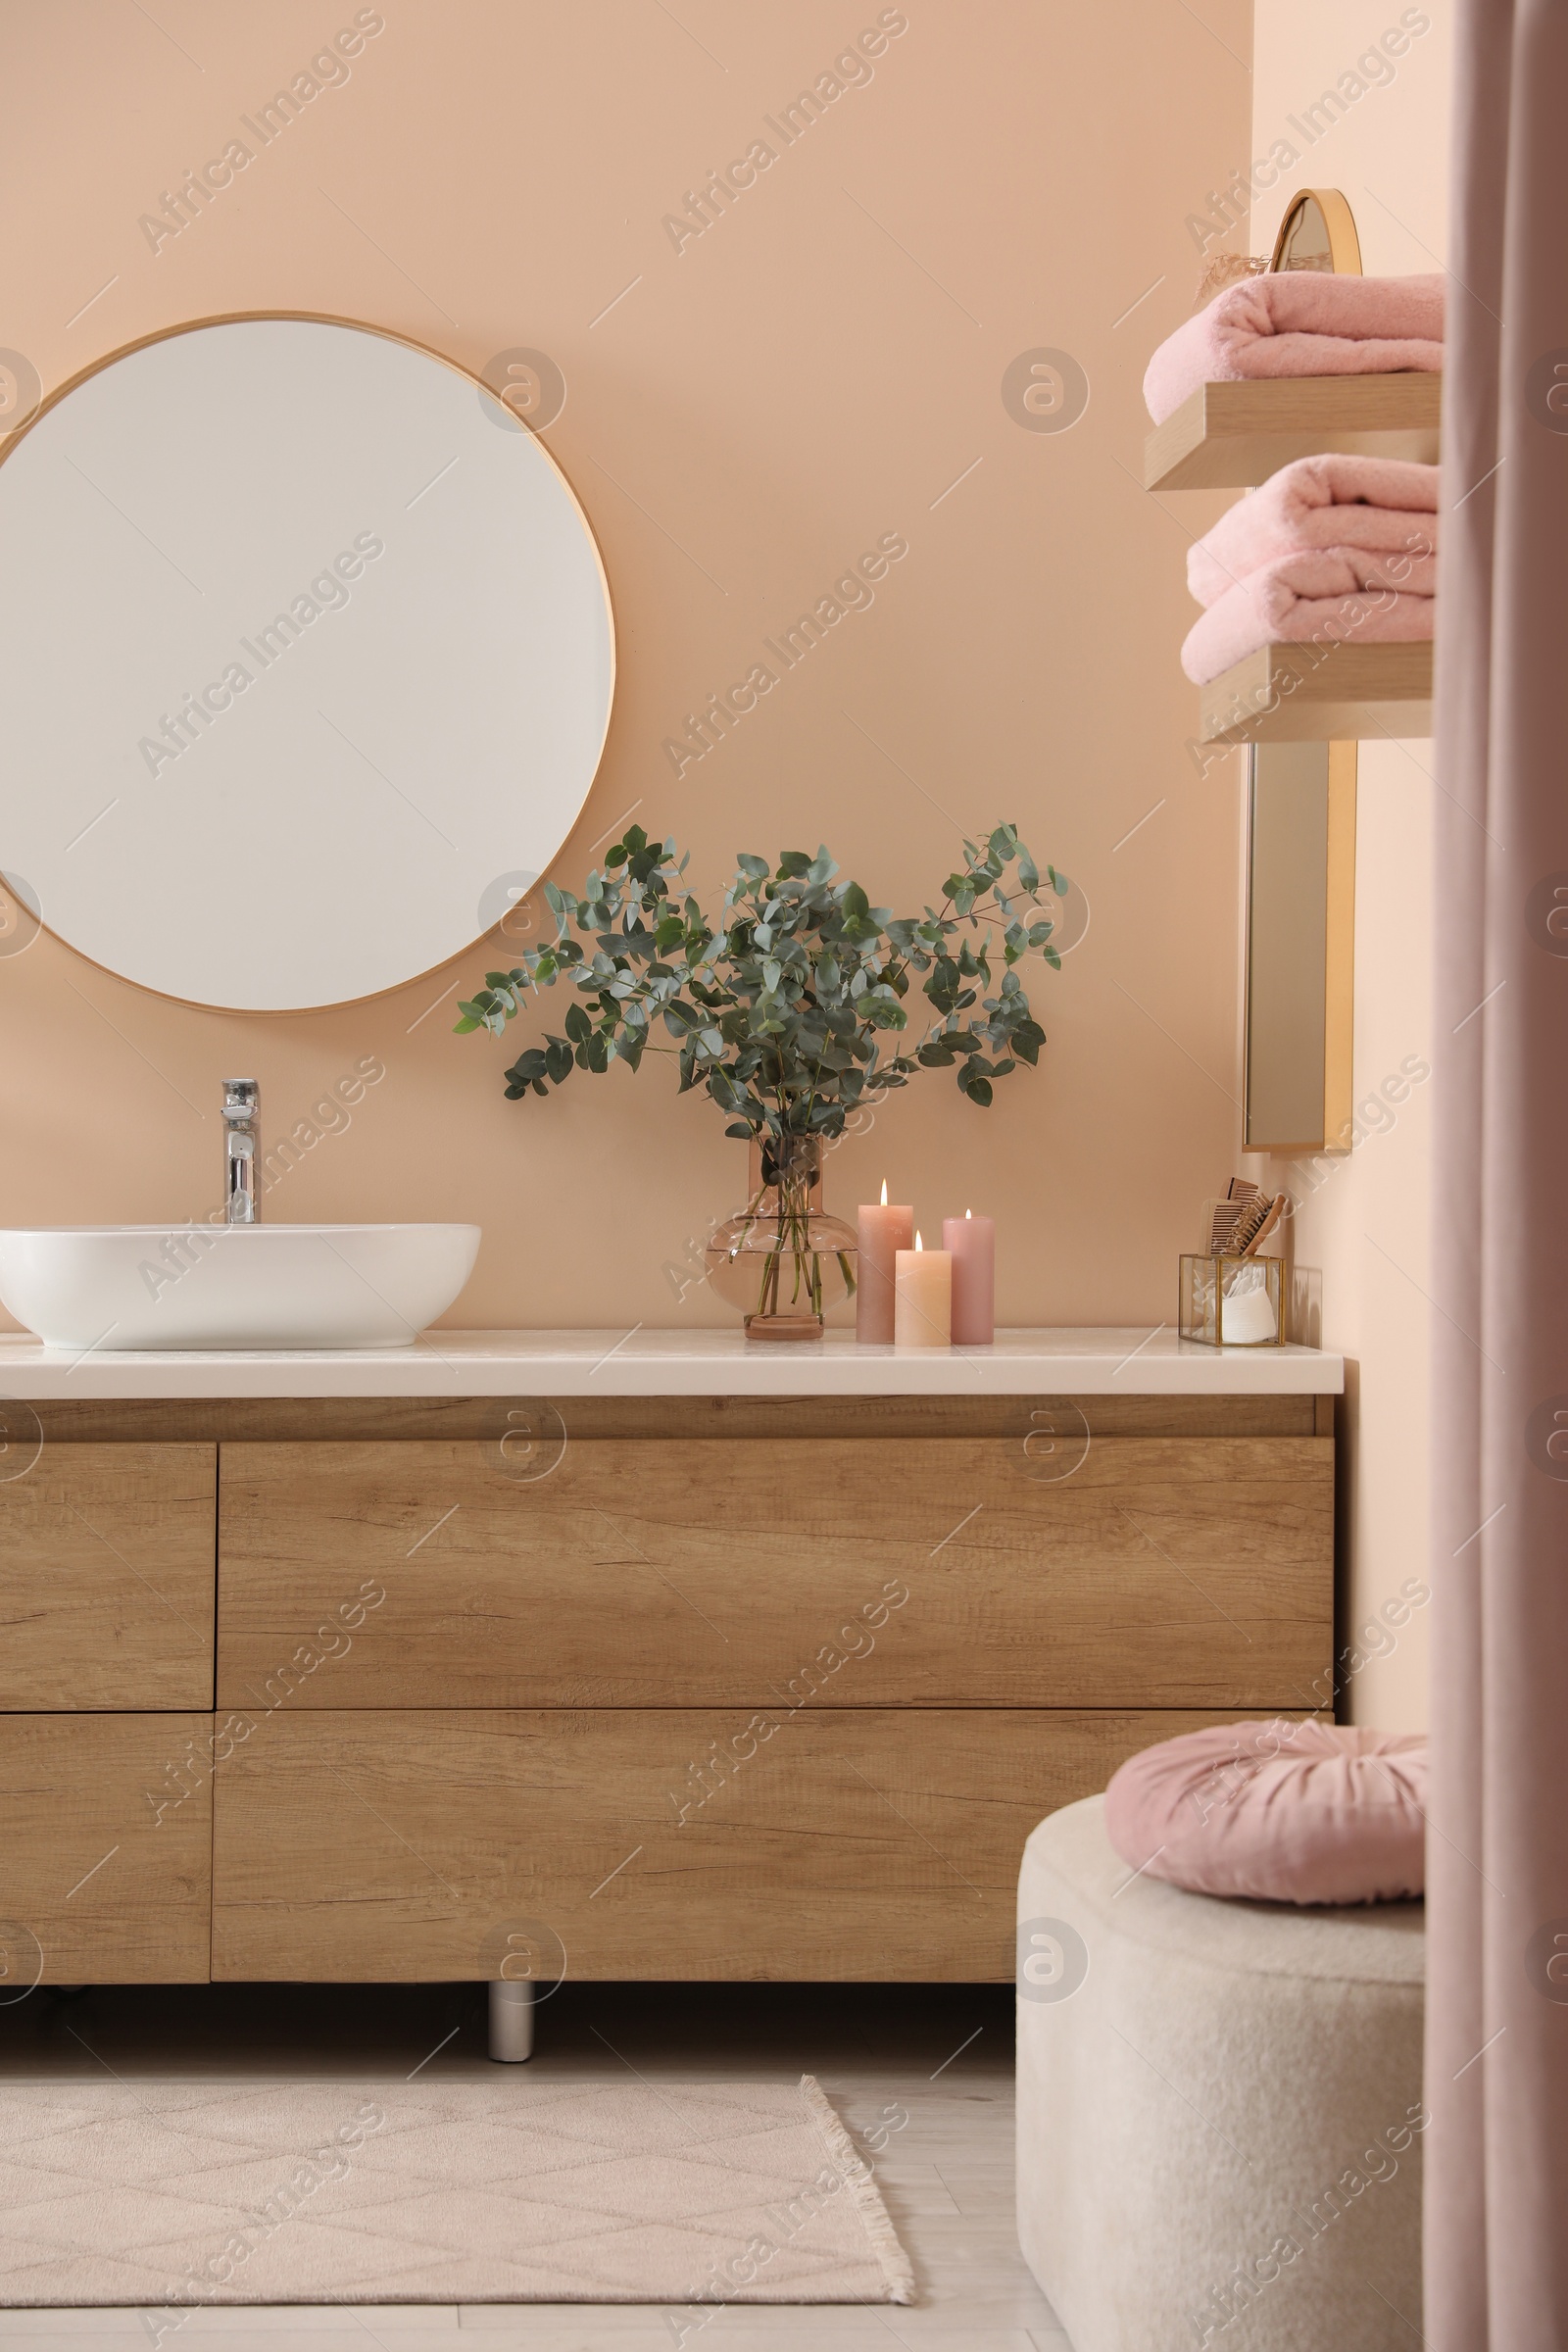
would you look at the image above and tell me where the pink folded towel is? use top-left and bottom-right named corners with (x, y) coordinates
top-left (1189, 456), bottom-right (1439, 607)
top-left (1182, 545), bottom-right (1438, 684)
top-left (1145, 270), bottom-right (1446, 426)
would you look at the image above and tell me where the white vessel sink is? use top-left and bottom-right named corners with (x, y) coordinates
top-left (0, 1224), bottom-right (481, 1350)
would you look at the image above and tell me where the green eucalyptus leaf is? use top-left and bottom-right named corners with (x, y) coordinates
top-left (463, 824), bottom-right (1065, 1122)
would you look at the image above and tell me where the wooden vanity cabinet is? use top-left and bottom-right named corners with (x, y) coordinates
top-left (216, 1429), bottom-right (1328, 1711)
top-left (0, 1714), bottom-right (213, 1982)
top-left (208, 1705), bottom-right (1265, 1983)
top-left (0, 1393), bottom-right (1334, 1984)
top-left (0, 1443), bottom-right (216, 1708)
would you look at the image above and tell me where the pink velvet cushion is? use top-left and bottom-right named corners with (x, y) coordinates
top-left (1103, 1719), bottom-right (1426, 1905)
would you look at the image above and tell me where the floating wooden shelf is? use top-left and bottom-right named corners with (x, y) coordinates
top-left (1199, 640), bottom-right (1433, 745)
top-left (1146, 374), bottom-right (1442, 492)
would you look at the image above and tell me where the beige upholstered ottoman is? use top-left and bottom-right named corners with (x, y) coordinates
top-left (1016, 1796), bottom-right (1425, 2351)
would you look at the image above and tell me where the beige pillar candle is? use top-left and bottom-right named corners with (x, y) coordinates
top-left (857, 1179), bottom-right (914, 1344)
top-left (944, 1209), bottom-right (995, 1345)
top-left (894, 1230), bottom-right (952, 1348)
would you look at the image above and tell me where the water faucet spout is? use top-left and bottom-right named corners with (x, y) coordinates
top-left (222, 1079), bottom-right (260, 1225)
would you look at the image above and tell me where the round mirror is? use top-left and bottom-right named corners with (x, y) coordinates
top-left (0, 316), bottom-right (613, 1011)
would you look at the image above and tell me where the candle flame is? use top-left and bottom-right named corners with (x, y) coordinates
top-left (914, 1230), bottom-right (923, 1250)
top-left (880, 1179), bottom-right (888, 1207)
top-left (965, 1206), bottom-right (972, 1219)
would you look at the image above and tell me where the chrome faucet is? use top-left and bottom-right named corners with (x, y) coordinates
top-left (222, 1079), bottom-right (260, 1225)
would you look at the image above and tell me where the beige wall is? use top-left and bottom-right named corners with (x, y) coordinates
top-left (1, 0), bottom-right (1255, 1331)
top-left (1246, 0), bottom-right (1451, 1730)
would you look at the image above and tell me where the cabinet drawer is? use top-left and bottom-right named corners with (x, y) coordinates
top-left (0, 1715), bottom-right (212, 1982)
top-left (210, 1704), bottom-right (1255, 1982)
top-left (0, 1444), bottom-right (216, 1707)
top-left (217, 1438), bottom-right (1331, 1710)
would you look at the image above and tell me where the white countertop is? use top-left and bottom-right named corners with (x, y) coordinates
top-left (0, 1326), bottom-right (1344, 1398)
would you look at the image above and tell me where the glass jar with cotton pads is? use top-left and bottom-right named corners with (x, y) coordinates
top-left (1179, 1253), bottom-right (1285, 1347)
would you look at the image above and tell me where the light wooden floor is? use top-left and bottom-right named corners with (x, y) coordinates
top-left (0, 1982), bottom-right (1068, 2351)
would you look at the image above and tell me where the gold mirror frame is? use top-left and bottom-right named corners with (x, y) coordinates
top-left (1269, 187), bottom-right (1363, 276)
top-left (1242, 191), bottom-right (1360, 1153)
top-left (0, 312), bottom-right (614, 1015)
top-left (1244, 741), bottom-right (1356, 1152)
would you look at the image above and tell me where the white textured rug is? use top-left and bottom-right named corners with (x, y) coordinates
top-left (0, 2075), bottom-right (913, 2316)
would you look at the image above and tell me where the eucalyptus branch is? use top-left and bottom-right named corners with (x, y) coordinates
top-left (456, 824), bottom-right (1069, 1136)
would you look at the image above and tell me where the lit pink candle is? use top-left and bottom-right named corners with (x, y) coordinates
top-left (895, 1231), bottom-right (952, 1348)
top-left (944, 1209), bottom-right (995, 1345)
top-left (858, 1179), bottom-right (914, 1344)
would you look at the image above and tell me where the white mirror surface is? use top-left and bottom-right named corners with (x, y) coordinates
top-left (0, 317), bottom-right (613, 1010)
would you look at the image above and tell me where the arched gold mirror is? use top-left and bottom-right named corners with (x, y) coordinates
top-left (1269, 188), bottom-right (1363, 277)
top-left (1245, 191), bottom-right (1360, 1153)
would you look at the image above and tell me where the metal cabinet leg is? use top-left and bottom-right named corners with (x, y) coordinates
top-left (488, 1978), bottom-right (535, 2062)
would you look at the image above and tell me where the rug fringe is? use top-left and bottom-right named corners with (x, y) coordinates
top-left (797, 2073), bottom-right (916, 2305)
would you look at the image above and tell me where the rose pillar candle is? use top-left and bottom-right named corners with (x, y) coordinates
top-left (857, 1180), bottom-right (914, 1344)
top-left (894, 1231), bottom-right (952, 1347)
top-left (943, 1209), bottom-right (995, 1345)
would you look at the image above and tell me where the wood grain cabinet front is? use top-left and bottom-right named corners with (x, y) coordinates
top-left (0, 1444), bottom-right (216, 1709)
top-left (216, 1434), bottom-right (1332, 1713)
top-left (209, 1704), bottom-right (1258, 1983)
top-left (0, 1714), bottom-right (213, 1982)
